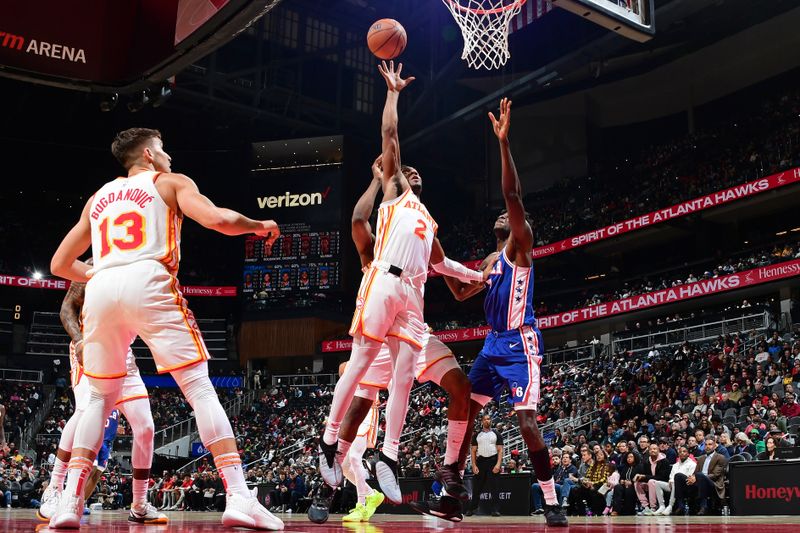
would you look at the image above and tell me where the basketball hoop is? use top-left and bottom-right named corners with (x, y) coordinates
top-left (442, 0), bottom-right (527, 70)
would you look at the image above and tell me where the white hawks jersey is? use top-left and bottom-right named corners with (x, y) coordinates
top-left (88, 171), bottom-right (181, 275)
top-left (372, 188), bottom-right (437, 280)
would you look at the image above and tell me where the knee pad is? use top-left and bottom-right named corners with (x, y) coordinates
top-left (172, 364), bottom-right (234, 447)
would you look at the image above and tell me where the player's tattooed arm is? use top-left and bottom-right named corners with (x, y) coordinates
top-left (351, 155), bottom-right (383, 267)
top-left (489, 98), bottom-right (533, 266)
top-left (59, 281), bottom-right (86, 343)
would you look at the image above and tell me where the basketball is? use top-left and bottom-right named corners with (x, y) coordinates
top-left (367, 18), bottom-right (407, 60)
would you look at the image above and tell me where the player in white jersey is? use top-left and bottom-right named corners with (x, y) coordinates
top-left (315, 65), bottom-right (484, 515)
top-left (38, 270), bottom-right (165, 523)
top-left (49, 128), bottom-right (282, 530)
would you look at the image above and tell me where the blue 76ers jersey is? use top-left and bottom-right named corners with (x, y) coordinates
top-left (103, 409), bottom-right (120, 443)
top-left (484, 250), bottom-right (536, 332)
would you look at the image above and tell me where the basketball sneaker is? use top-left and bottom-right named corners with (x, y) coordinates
top-left (222, 493), bottom-right (284, 530)
top-left (373, 452), bottom-right (402, 504)
top-left (409, 495), bottom-right (463, 522)
top-left (435, 463), bottom-right (469, 501)
top-left (308, 484), bottom-right (335, 524)
top-left (318, 439), bottom-right (343, 487)
top-left (544, 504), bottom-right (569, 527)
top-left (342, 503), bottom-right (369, 522)
top-left (128, 502), bottom-right (169, 524)
top-left (49, 493), bottom-right (84, 529)
top-left (364, 490), bottom-right (384, 519)
top-left (37, 483), bottom-right (60, 521)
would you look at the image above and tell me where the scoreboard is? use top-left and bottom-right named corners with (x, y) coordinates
top-left (243, 136), bottom-right (344, 312)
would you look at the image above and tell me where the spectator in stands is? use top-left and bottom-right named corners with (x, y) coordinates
top-left (611, 452), bottom-right (639, 516)
top-left (532, 452), bottom-right (577, 513)
top-left (568, 448), bottom-right (611, 516)
top-left (780, 392), bottom-right (800, 418)
top-left (672, 436), bottom-right (728, 515)
top-left (203, 472), bottom-right (225, 511)
top-left (732, 432), bottom-right (757, 457)
top-left (634, 443), bottom-right (670, 515)
top-left (285, 468), bottom-right (307, 512)
top-left (756, 436), bottom-right (779, 461)
top-left (268, 471), bottom-right (289, 512)
top-left (718, 433), bottom-right (735, 456)
top-left (656, 445), bottom-right (696, 515)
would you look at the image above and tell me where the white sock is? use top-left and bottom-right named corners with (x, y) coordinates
top-left (538, 477), bottom-right (558, 506)
top-left (132, 478), bottom-right (148, 507)
top-left (64, 456), bottom-right (93, 498)
top-left (383, 440), bottom-right (399, 462)
top-left (214, 452), bottom-right (250, 498)
top-left (323, 421), bottom-right (340, 446)
top-left (51, 457), bottom-right (68, 490)
top-left (444, 420), bottom-right (468, 465)
top-left (337, 439), bottom-right (352, 458)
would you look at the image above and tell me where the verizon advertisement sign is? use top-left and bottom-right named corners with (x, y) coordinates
top-left (0, 274), bottom-right (236, 297)
top-left (323, 258), bottom-right (800, 352)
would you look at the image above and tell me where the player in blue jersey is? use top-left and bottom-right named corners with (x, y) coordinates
top-left (81, 409), bottom-right (122, 504)
top-left (414, 99), bottom-right (568, 526)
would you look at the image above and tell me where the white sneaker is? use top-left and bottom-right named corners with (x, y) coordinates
top-left (129, 502), bottom-right (169, 524)
top-left (37, 483), bottom-right (60, 520)
top-left (663, 506), bottom-right (672, 515)
top-left (654, 506), bottom-right (667, 516)
top-left (318, 441), bottom-right (343, 487)
top-left (49, 493), bottom-right (84, 529)
top-left (222, 493), bottom-right (284, 530)
top-left (374, 453), bottom-right (402, 505)
top-left (642, 507), bottom-right (655, 516)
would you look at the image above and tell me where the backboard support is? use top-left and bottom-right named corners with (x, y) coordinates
top-left (553, 0), bottom-right (655, 42)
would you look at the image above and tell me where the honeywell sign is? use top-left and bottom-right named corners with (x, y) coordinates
top-left (321, 258), bottom-right (800, 352)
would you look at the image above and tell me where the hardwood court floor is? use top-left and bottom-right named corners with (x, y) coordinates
top-left (6, 509), bottom-right (800, 532)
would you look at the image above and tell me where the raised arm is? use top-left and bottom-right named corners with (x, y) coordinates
top-left (51, 197), bottom-right (94, 283)
top-left (351, 156), bottom-right (384, 267)
top-left (377, 60), bottom-right (415, 199)
top-left (164, 173), bottom-right (280, 244)
top-left (489, 98), bottom-right (533, 265)
top-left (429, 238), bottom-right (486, 301)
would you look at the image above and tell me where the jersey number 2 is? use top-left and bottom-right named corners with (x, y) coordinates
top-left (414, 219), bottom-right (427, 240)
top-left (99, 212), bottom-right (146, 257)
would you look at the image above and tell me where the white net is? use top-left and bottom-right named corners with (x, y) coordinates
top-left (442, 0), bottom-right (525, 70)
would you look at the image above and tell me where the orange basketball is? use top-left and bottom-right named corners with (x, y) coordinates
top-left (367, 18), bottom-right (407, 60)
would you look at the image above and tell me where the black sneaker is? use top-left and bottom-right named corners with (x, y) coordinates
top-left (308, 484), bottom-right (335, 524)
top-left (372, 452), bottom-right (402, 504)
top-left (318, 439), bottom-right (343, 487)
top-left (435, 464), bottom-right (469, 502)
top-left (491, 510), bottom-right (501, 517)
top-left (409, 495), bottom-right (463, 522)
top-left (544, 504), bottom-right (569, 527)
top-left (465, 508), bottom-right (474, 517)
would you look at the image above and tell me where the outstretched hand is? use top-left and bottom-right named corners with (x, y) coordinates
top-left (371, 154), bottom-right (384, 181)
top-left (257, 220), bottom-right (281, 247)
top-left (488, 97), bottom-right (512, 141)
top-left (378, 60), bottom-right (415, 92)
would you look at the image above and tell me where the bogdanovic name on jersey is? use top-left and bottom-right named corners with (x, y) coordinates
top-left (257, 191), bottom-right (323, 209)
top-left (91, 188), bottom-right (155, 220)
